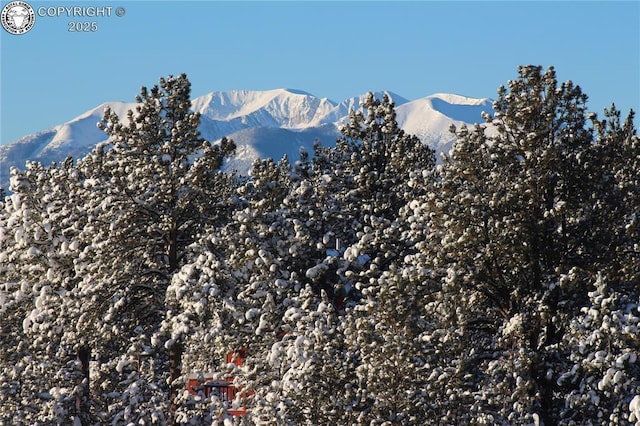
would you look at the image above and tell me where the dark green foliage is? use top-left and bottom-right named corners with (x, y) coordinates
top-left (590, 106), bottom-right (640, 285)
top-left (433, 65), bottom-right (639, 424)
top-left (337, 92), bottom-right (436, 219)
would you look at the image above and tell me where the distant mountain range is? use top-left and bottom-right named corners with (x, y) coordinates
top-left (0, 89), bottom-right (493, 189)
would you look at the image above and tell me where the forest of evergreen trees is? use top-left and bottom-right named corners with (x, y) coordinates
top-left (1, 66), bottom-right (639, 425)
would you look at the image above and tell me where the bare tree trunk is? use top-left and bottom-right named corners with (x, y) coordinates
top-left (76, 345), bottom-right (90, 423)
top-left (169, 342), bottom-right (183, 425)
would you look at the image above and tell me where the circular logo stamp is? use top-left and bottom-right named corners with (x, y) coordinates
top-left (1, 1), bottom-right (35, 35)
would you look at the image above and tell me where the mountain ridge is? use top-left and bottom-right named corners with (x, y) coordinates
top-left (0, 89), bottom-right (494, 188)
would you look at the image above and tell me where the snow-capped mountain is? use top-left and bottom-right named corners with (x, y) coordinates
top-left (191, 88), bottom-right (336, 128)
top-left (396, 93), bottom-right (494, 155)
top-left (0, 89), bottom-right (493, 189)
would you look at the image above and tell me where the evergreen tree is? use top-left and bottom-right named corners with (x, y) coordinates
top-left (161, 156), bottom-right (307, 422)
top-left (72, 73), bottom-right (235, 423)
top-left (335, 92), bottom-right (435, 220)
top-left (590, 106), bottom-right (639, 285)
top-left (0, 160), bottom-right (93, 424)
top-left (299, 92), bottom-right (439, 424)
top-left (339, 217), bottom-right (435, 424)
top-left (558, 273), bottom-right (640, 424)
top-left (433, 65), bottom-right (605, 423)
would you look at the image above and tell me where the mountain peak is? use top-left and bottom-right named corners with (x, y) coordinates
top-left (427, 92), bottom-right (492, 106)
top-left (278, 88), bottom-right (315, 97)
top-left (191, 89), bottom-right (337, 129)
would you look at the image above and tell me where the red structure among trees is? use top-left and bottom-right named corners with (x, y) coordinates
top-left (186, 350), bottom-right (250, 417)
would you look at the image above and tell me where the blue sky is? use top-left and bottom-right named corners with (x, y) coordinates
top-left (1, 1), bottom-right (638, 144)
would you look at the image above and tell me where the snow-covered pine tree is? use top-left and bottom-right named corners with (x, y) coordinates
top-left (590, 106), bottom-right (639, 286)
top-left (68, 73), bottom-right (236, 423)
top-left (305, 93), bottom-right (435, 308)
top-left (0, 159), bottom-right (94, 424)
top-left (298, 92), bottom-right (439, 424)
top-left (550, 101), bottom-right (640, 426)
top-left (267, 285), bottom-right (353, 424)
top-left (227, 155), bottom-right (365, 422)
top-left (159, 155), bottom-right (310, 422)
top-left (557, 272), bottom-right (640, 424)
top-left (160, 233), bottom-right (242, 424)
top-left (337, 92), bottom-right (435, 220)
top-left (338, 216), bottom-right (438, 424)
top-left (433, 65), bottom-right (606, 423)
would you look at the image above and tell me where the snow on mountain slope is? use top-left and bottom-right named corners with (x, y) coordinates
top-left (1, 102), bottom-right (135, 160)
top-left (191, 88), bottom-right (337, 129)
top-left (44, 102), bottom-right (136, 153)
top-left (0, 89), bottom-right (492, 190)
top-left (341, 91), bottom-right (410, 111)
top-left (396, 93), bottom-right (493, 156)
top-left (326, 91), bottom-right (411, 128)
top-left (221, 124), bottom-right (341, 175)
top-left (0, 101), bottom-right (136, 185)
